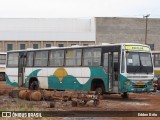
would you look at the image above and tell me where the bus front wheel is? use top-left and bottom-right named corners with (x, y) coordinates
top-left (121, 92), bottom-right (129, 99)
top-left (95, 87), bottom-right (103, 95)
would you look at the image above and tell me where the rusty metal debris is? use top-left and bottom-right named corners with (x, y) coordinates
top-left (9, 89), bottom-right (101, 107)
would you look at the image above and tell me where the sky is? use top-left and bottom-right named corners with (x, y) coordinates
top-left (0, 0), bottom-right (159, 18)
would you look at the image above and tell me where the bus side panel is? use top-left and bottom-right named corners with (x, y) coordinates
top-left (47, 67), bottom-right (87, 90)
top-left (0, 64), bottom-right (6, 73)
top-left (25, 67), bottom-right (33, 88)
top-left (24, 67), bottom-right (108, 92)
top-left (36, 68), bottom-right (48, 89)
top-left (86, 67), bottom-right (108, 92)
top-left (5, 68), bottom-right (18, 86)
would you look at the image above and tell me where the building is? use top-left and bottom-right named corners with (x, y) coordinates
top-left (0, 18), bottom-right (96, 52)
top-left (96, 17), bottom-right (160, 50)
top-left (0, 17), bottom-right (160, 52)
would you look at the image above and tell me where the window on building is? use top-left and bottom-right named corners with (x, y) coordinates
top-left (71, 44), bottom-right (76, 46)
top-left (26, 52), bottom-right (34, 67)
top-left (46, 44), bottom-right (51, 48)
top-left (83, 48), bottom-right (101, 66)
top-left (49, 50), bottom-right (64, 66)
top-left (7, 44), bottom-right (13, 51)
top-left (20, 44), bottom-right (26, 50)
top-left (0, 54), bottom-right (6, 64)
top-left (65, 49), bottom-right (82, 66)
top-left (34, 51), bottom-right (48, 66)
top-left (58, 44), bottom-right (64, 47)
top-left (33, 44), bottom-right (39, 49)
top-left (83, 44), bottom-right (88, 46)
top-left (7, 53), bottom-right (19, 67)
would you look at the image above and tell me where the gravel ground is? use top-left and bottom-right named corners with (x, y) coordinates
top-left (0, 81), bottom-right (160, 120)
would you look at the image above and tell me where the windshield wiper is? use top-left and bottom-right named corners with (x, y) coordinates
top-left (134, 65), bottom-right (141, 74)
top-left (140, 58), bottom-right (149, 74)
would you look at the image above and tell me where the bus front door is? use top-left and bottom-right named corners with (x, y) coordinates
top-left (103, 52), bottom-right (119, 93)
top-left (108, 52), bottom-right (113, 92)
top-left (18, 53), bottom-right (26, 87)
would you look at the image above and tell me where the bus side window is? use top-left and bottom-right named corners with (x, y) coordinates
top-left (8, 53), bottom-right (19, 67)
top-left (49, 50), bottom-right (64, 66)
top-left (34, 51), bottom-right (48, 67)
top-left (26, 52), bottom-right (34, 67)
top-left (83, 48), bottom-right (101, 66)
top-left (65, 49), bottom-right (82, 66)
top-left (92, 48), bottom-right (101, 66)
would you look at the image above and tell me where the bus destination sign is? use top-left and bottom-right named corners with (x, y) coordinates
top-left (125, 45), bottom-right (150, 51)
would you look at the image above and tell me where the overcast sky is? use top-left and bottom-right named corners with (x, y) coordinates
top-left (0, 0), bottom-right (159, 18)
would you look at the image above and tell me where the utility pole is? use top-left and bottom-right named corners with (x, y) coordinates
top-left (143, 14), bottom-right (150, 44)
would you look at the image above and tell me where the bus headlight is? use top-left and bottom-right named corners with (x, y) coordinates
top-left (148, 81), bottom-right (152, 85)
top-left (124, 81), bottom-right (131, 85)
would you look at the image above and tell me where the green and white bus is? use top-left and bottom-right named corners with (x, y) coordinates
top-left (5, 43), bottom-right (154, 98)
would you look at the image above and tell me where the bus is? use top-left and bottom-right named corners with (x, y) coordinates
top-left (0, 52), bottom-right (6, 81)
top-left (151, 51), bottom-right (160, 90)
top-left (5, 43), bottom-right (154, 98)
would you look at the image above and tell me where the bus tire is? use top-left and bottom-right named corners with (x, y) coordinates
top-left (91, 79), bottom-right (105, 95)
top-left (0, 73), bottom-right (5, 81)
top-left (121, 92), bottom-right (129, 99)
top-left (95, 87), bottom-right (103, 95)
top-left (29, 81), bottom-right (39, 90)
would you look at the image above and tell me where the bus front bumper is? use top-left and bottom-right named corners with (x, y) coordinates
top-left (121, 86), bottom-right (154, 93)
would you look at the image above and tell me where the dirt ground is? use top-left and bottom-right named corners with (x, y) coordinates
top-left (0, 81), bottom-right (160, 120)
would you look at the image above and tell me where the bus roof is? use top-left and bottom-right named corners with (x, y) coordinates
top-left (0, 52), bottom-right (6, 54)
top-left (6, 43), bottom-right (150, 53)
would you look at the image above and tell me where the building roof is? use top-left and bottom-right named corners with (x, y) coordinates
top-left (0, 18), bottom-right (95, 41)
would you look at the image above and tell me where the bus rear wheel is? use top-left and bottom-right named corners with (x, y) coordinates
top-left (95, 87), bottom-right (103, 95)
top-left (29, 81), bottom-right (39, 90)
top-left (121, 92), bottom-right (129, 99)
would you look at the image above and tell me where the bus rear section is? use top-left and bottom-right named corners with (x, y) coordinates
top-left (119, 44), bottom-right (154, 95)
top-left (0, 53), bottom-right (6, 81)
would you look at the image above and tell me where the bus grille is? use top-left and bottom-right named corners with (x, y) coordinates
top-left (133, 85), bottom-right (146, 88)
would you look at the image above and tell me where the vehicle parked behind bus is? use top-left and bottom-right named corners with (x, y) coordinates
top-left (5, 43), bottom-right (154, 98)
top-left (0, 52), bottom-right (6, 81)
top-left (152, 51), bottom-right (160, 90)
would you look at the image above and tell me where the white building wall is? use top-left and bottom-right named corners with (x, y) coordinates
top-left (0, 18), bottom-right (95, 41)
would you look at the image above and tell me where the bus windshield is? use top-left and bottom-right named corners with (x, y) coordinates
top-left (126, 52), bottom-right (153, 73)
